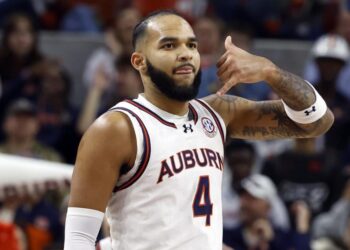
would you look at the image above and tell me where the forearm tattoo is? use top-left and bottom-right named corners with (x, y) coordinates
top-left (270, 68), bottom-right (316, 110)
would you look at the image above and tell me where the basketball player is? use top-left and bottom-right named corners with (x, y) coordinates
top-left (64, 10), bottom-right (333, 250)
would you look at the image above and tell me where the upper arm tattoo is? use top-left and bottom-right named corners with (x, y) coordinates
top-left (205, 94), bottom-right (328, 140)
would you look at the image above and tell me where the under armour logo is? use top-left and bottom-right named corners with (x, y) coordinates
top-left (304, 106), bottom-right (316, 116)
top-left (183, 124), bottom-right (193, 133)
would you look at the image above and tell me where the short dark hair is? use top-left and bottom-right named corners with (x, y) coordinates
top-left (225, 139), bottom-right (255, 155)
top-left (132, 9), bottom-right (183, 49)
top-left (114, 53), bottom-right (132, 70)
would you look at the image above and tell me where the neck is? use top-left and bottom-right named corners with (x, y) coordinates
top-left (39, 95), bottom-right (64, 110)
top-left (293, 139), bottom-right (317, 154)
top-left (7, 138), bottom-right (35, 153)
top-left (143, 86), bottom-right (189, 116)
top-left (318, 82), bottom-right (336, 100)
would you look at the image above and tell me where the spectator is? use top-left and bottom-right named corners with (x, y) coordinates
top-left (0, 99), bottom-right (62, 162)
top-left (333, 9), bottom-right (350, 101)
top-left (223, 174), bottom-right (311, 250)
top-left (35, 63), bottom-right (80, 164)
top-left (311, 35), bottom-right (350, 154)
top-left (194, 17), bottom-right (270, 99)
top-left (262, 138), bottom-right (339, 217)
top-left (82, 7), bottom-right (141, 93)
top-left (0, 222), bottom-right (26, 250)
top-left (0, 99), bottom-right (65, 250)
top-left (312, 181), bottom-right (350, 250)
top-left (0, 1), bottom-right (38, 27)
top-left (60, 3), bottom-right (100, 33)
top-left (78, 54), bottom-right (143, 133)
top-left (14, 194), bottom-right (63, 250)
top-left (305, 11), bottom-right (350, 100)
top-left (209, 0), bottom-right (279, 37)
top-left (222, 140), bottom-right (289, 230)
top-left (133, 0), bottom-right (209, 23)
top-left (222, 140), bottom-right (256, 229)
top-left (193, 16), bottom-right (223, 97)
top-left (224, 21), bottom-right (270, 101)
top-left (0, 13), bottom-right (54, 129)
top-left (337, 10), bottom-right (350, 44)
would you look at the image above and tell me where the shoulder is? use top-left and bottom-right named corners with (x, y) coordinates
top-left (74, 110), bottom-right (136, 174)
top-left (83, 111), bottom-right (133, 145)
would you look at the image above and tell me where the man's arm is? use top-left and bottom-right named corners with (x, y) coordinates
top-left (203, 36), bottom-right (334, 140)
top-left (65, 112), bottom-right (136, 249)
top-left (204, 90), bottom-right (333, 140)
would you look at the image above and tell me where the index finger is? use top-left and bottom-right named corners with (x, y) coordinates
top-left (216, 51), bottom-right (229, 68)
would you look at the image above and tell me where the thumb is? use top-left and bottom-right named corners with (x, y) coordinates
top-left (224, 36), bottom-right (234, 50)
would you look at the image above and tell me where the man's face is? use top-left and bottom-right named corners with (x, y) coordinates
top-left (138, 15), bottom-right (201, 101)
top-left (227, 149), bottom-right (254, 183)
top-left (194, 18), bottom-right (220, 54)
top-left (4, 113), bottom-right (38, 141)
top-left (116, 8), bottom-right (141, 45)
top-left (239, 192), bottom-right (270, 225)
top-left (316, 57), bottom-right (345, 84)
top-left (115, 66), bottom-right (142, 98)
top-left (41, 65), bottom-right (66, 97)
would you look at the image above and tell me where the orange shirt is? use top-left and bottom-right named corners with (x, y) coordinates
top-left (0, 222), bottom-right (20, 250)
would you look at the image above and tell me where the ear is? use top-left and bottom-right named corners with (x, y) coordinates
top-left (131, 52), bottom-right (146, 73)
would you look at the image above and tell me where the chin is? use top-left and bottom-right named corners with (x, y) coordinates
top-left (174, 76), bottom-right (194, 85)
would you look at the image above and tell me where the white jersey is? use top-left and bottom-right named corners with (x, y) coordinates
top-left (106, 94), bottom-right (226, 250)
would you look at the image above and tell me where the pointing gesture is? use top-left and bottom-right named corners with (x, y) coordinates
top-left (216, 36), bottom-right (276, 96)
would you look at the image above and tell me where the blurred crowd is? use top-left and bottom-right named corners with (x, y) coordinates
top-left (0, 0), bottom-right (349, 249)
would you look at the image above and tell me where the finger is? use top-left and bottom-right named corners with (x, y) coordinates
top-left (216, 84), bottom-right (231, 96)
top-left (218, 66), bottom-right (235, 83)
top-left (216, 57), bottom-right (237, 76)
top-left (224, 36), bottom-right (233, 51)
top-left (216, 51), bottom-right (229, 68)
top-left (216, 64), bottom-right (230, 76)
top-left (217, 77), bottom-right (238, 96)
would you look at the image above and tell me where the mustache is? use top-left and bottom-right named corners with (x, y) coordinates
top-left (172, 63), bottom-right (195, 74)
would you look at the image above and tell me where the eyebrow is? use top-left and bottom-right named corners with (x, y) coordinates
top-left (159, 36), bottom-right (198, 43)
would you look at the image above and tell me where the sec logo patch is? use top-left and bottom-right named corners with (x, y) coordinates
top-left (201, 117), bottom-right (217, 138)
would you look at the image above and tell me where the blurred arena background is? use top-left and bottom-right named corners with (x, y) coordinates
top-left (0, 0), bottom-right (349, 249)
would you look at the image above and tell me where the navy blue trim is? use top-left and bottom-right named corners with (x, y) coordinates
top-left (189, 103), bottom-right (198, 124)
top-left (125, 100), bottom-right (177, 128)
top-left (109, 107), bottom-right (151, 192)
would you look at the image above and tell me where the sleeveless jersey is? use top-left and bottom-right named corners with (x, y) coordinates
top-left (106, 94), bottom-right (226, 250)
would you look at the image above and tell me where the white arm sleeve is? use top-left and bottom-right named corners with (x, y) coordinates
top-left (281, 81), bottom-right (327, 124)
top-left (64, 207), bottom-right (104, 250)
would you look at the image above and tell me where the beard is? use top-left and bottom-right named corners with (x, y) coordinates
top-left (146, 60), bottom-right (201, 101)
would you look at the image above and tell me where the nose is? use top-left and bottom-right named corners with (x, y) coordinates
top-left (177, 45), bottom-right (193, 62)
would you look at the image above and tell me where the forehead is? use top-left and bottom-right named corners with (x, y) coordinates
top-left (146, 15), bottom-right (195, 43)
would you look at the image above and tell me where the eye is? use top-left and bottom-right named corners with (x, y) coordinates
top-left (162, 43), bottom-right (175, 49)
top-left (188, 42), bottom-right (198, 49)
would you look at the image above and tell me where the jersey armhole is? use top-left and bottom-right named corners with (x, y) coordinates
top-left (108, 109), bottom-right (144, 188)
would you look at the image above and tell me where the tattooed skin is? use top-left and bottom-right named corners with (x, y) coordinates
top-left (203, 93), bottom-right (333, 140)
top-left (269, 68), bottom-right (316, 110)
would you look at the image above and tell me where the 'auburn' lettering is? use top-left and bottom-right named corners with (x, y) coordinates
top-left (157, 148), bottom-right (223, 183)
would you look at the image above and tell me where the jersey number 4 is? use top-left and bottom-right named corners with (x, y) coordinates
top-left (192, 176), bottom-right (213, 226)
